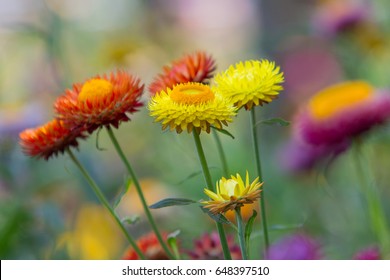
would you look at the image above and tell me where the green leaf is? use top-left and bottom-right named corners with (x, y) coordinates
top-left (149, 198), bottom-right (197, 209)
top-left (244, 210), bottom-right (257, 255)
top-left (255, 118), bottom-right (290, 127)
top-left (200, 206), bottom-right (234, 227)
top-left (121, 215), bottom-right (140, 225)
top-left (211, 126), bottom-right (235, 139)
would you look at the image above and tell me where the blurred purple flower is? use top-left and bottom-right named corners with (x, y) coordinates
top-left (266, 233), bottom-right (321, 260)
top-left (354, 246), bottom-right (381, 260)
top-left (0, 102), bottom-right (45, 139)
top-left (280, 135), bottom-right (349, 172)
top-left (186, 231), bottom-right (241, 260)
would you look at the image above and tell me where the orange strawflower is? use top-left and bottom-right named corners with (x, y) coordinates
top-left (54, 71), bottom-right (144, 133)
top-left (19, 119), bottom-right (86, 160)
top-left (122, 232), bottom-right (169, 260)
top-left (149, 51), bottom-right (216, 95)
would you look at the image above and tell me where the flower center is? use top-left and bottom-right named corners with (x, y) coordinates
top-left (309, 81), bottom-right (374, 120)
top-left (223, 179), bottom-right (239, 197)
top-left (170, 83), bottom-right (214, 105)
top-left (78, 79), bottom-right (113, 104)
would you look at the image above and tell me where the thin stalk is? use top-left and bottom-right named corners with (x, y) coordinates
top-left (235, 208), bottom-right (248, 260)
top-left (250, 108), bottom-right (270, 249)
top-left (66, 148), bottom-right (145, 259)
top-left (193, 131), bottom-right (232, 260)
top-left (353, 142), bottom-right (390, 256)
top-left (212, 129), bottom-right (229, 176)
top-left (106, 126), bottom-right (175, 260)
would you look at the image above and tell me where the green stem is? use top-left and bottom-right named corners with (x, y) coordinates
top-left (250, 108), bottom-right (270, 249)
top-left (353, 141), bottom-right (390, 256)
top-left (106, 126), bottom-right (175, 260)
top-left (212, 129), bottom-right (229, 177)
top-left (66, 148), bottom-right (145, 259)
top-left (235, 208), bottom-right (248, 260)
top-left (193, 131), bottom-right (232, 260)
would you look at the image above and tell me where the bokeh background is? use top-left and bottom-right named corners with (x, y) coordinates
top-left (1, 0), bottom-right (390, 259)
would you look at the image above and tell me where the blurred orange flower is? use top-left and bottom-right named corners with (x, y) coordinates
top-left (122, 232), bottom-right (169, 260)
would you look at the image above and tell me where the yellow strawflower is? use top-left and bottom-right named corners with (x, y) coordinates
top-left (202, 171), bottom-right (263, 214)
top-left (148, 82), bottom-right (237, 134)
top-left (213, 60), bottom-right (284, 110)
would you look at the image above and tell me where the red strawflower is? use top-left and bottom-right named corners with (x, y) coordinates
top-left (19, 119), bottom-right (86, 160)
top-left (149, 51), bottom-right (216, 95)
top-left (54, 70), bottom-right (144, 133)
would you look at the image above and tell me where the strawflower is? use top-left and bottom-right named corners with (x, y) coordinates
top-left (54, 70), bottom-right (143, 133)
top-left (148, 82), bottom-right (237, 134)
top-left (187, 232), bottom-right (241, 260)
top-left (213, 60), bottom-right (284, 110)
top-left (122, 232), bottom-right (169, 260)
top-left (297, 81), bottom-right (390, 145)
top-left (19, 119), bottom-right (86, 160)
top-left (149, 51), bottom-right (216, 95)
top-left (202, 171), bottom-right (263, 215)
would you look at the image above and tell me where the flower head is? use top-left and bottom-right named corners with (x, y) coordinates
top-left (186, 231), bottom-right (241, 260)
top-left (122, 232), bottom-right (169, 260)
top-left (149, 51), bottom-right (216, 95)
top-left (266, 233), bottom-right (321, 260)
top-left (54, 70), bottom-right (144, 133)
top-left (148, 82), bottom-right (237, 134)
top-left (19, 119), bottom-right (86, 160)
top-left (297, 81), bottom-right (390, 145)
top-left (213, 60), bottom-right (284, 110)
top-left (202, 171), bottom-right (263, 215)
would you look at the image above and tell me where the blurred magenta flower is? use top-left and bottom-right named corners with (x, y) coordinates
top-left (354, 246), bottom-right (381, 260)
top-left (266, 233), bottom-right (321, 260)
top-left (312, 0), bottom-right (371, 36)
top-left (296, 81), bottom-right (390, 145)
top-left (187, 231), bottom-right (241, 260)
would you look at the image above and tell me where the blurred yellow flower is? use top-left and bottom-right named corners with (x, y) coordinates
top-left (213, 60), bottom-right (284, 110)
top-left (202, 171), bottom-right (263, 214)
top-left (58, 204), bottom-right (124, 259)
top-left (148, 82), bottom-right (237, 134)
